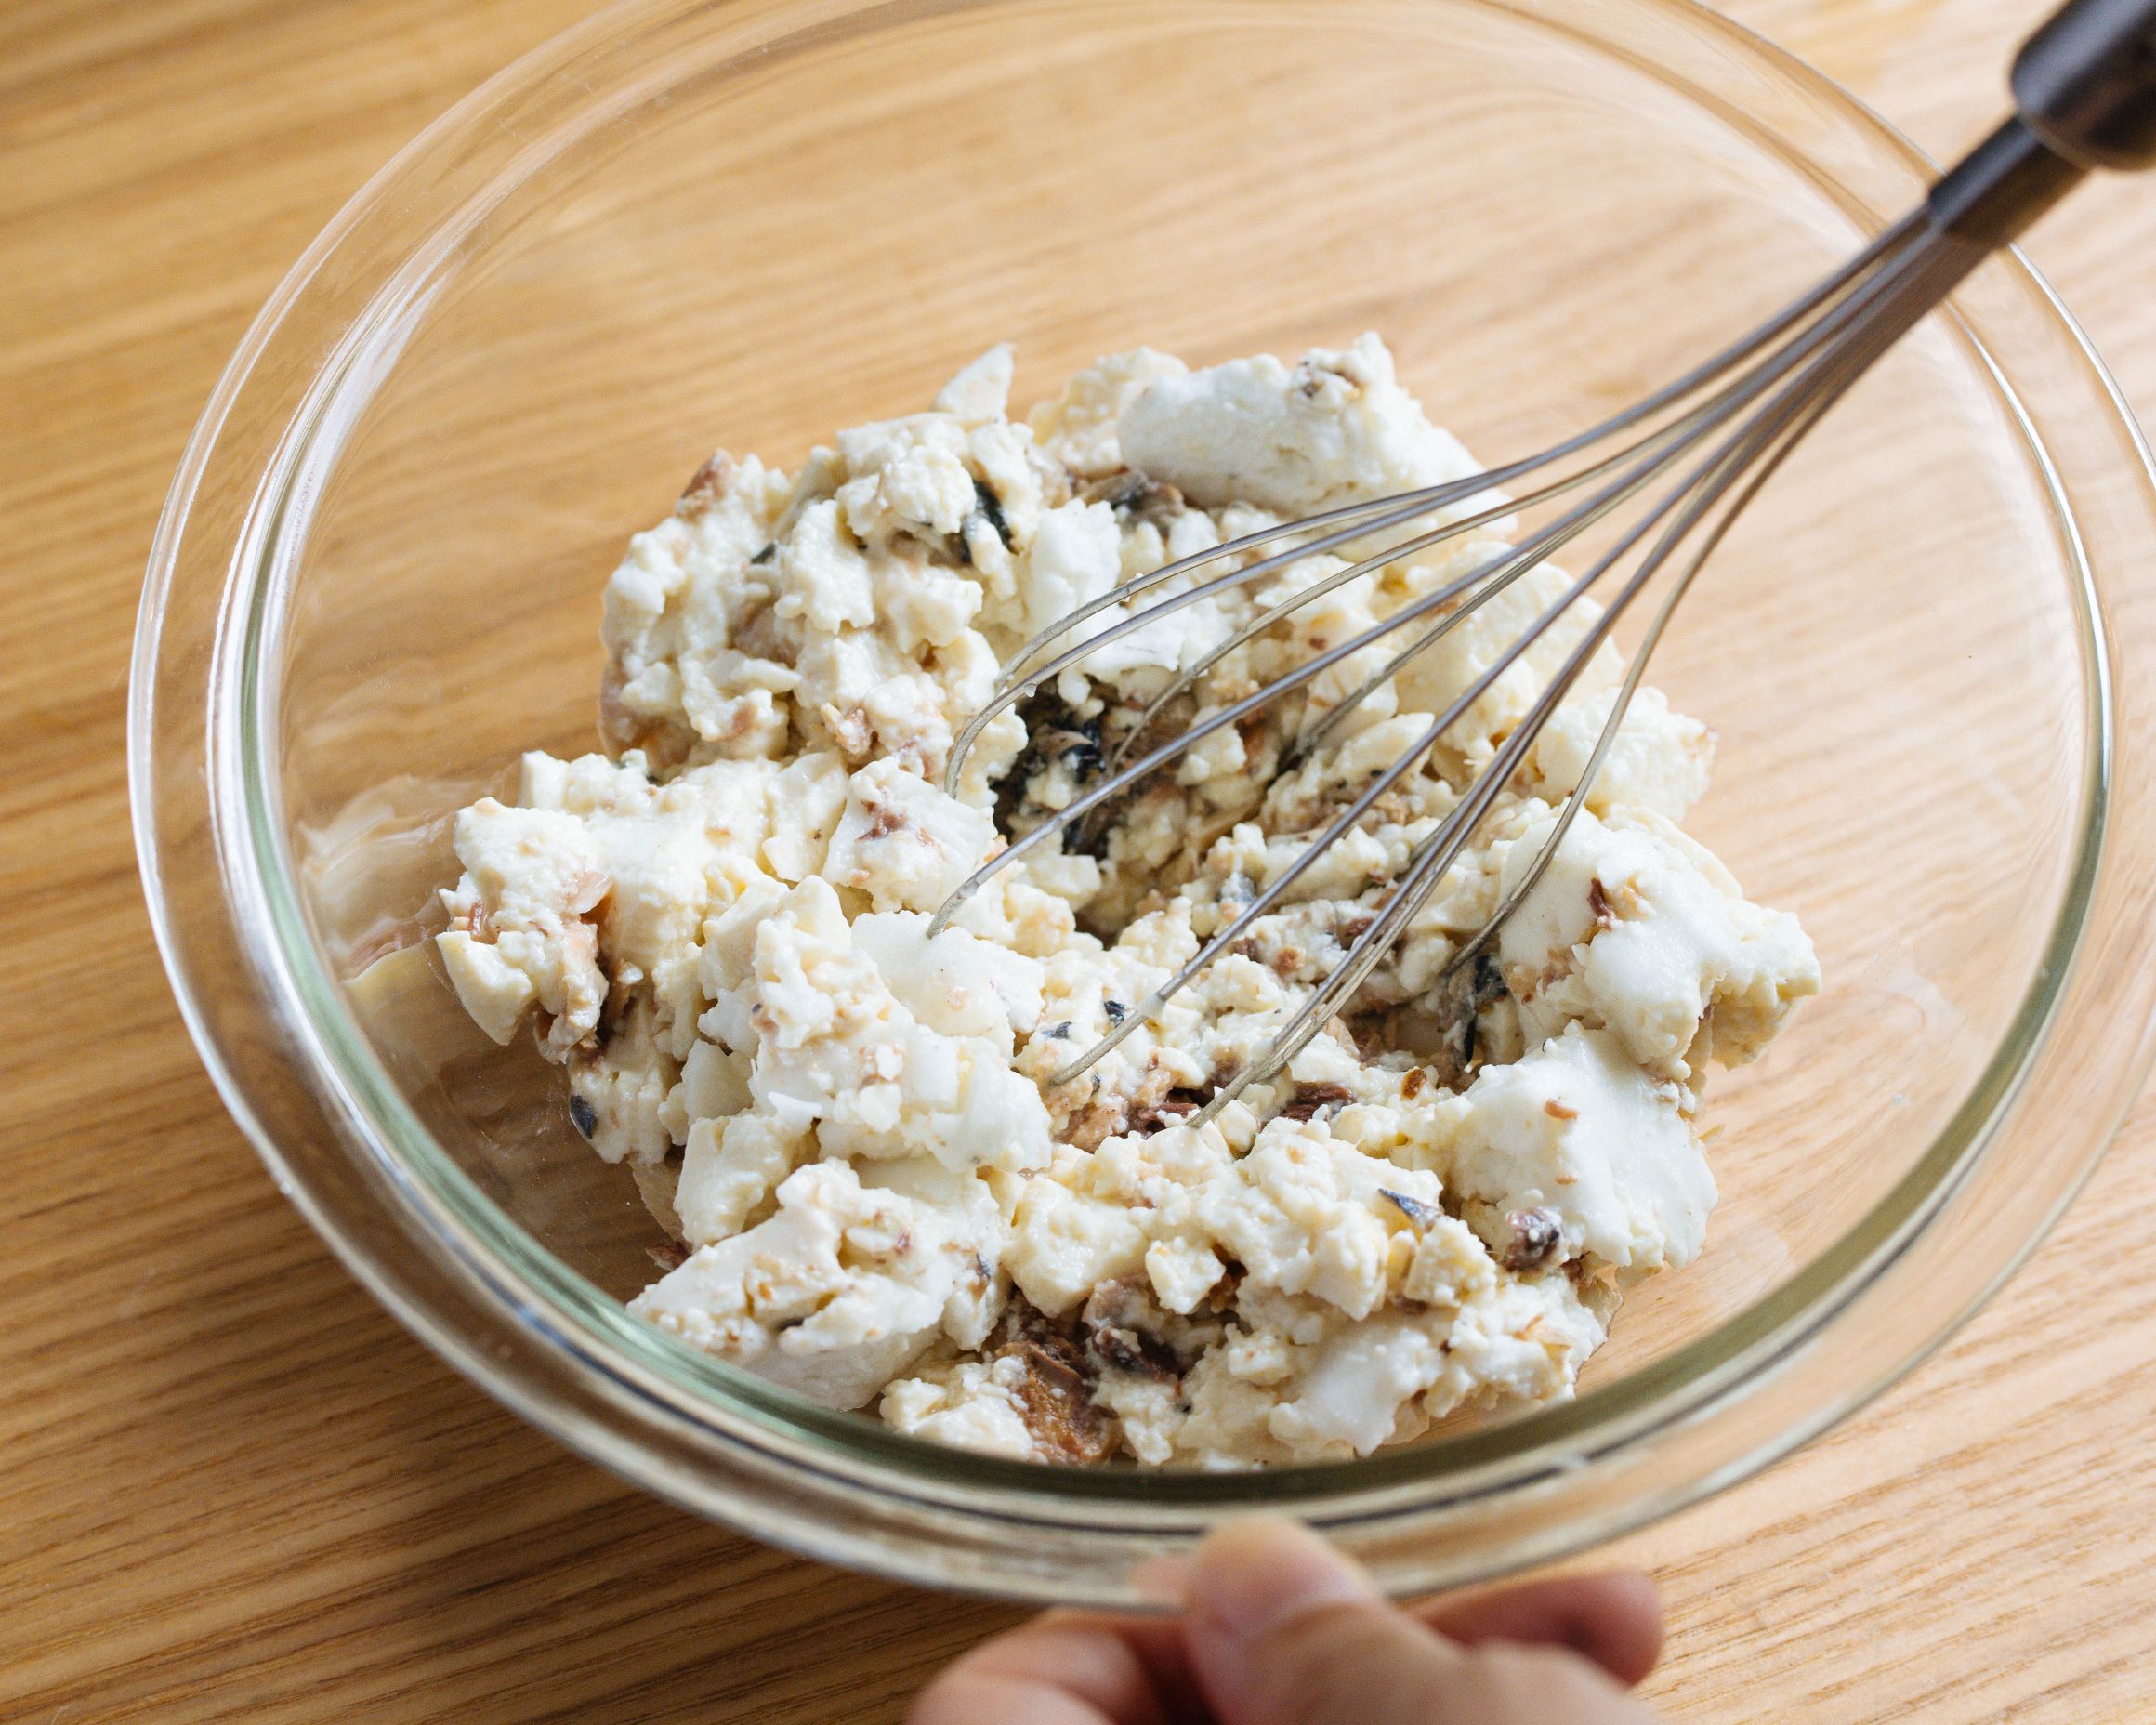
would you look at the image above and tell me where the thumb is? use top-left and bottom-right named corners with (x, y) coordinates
top-left (1180, 1520), bottom-right (1662, 1725)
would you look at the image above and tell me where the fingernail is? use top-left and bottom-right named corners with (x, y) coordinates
top-left (1188, 1518), bottom-right (1375, 1643)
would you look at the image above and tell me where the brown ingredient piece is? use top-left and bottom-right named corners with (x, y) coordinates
top-left (1504, 1206), bottom-right (1565, 1273)
top-left (733, 599), bottom-right (787, 662)
top-left (1281, 1081), bottom-right (1355, 1122)
top-left (1060, 1096), bottom-right (1128, 1152)
top-left (598, 665), bottom-right (691, 770)
top-left (1081, 1277), bottom-right (1186, 1384)
top-left (1126, 1060), bottom-right (1215, 1135)
top-left (592, 961), bottom-right (630, 1047)
top-left (1129, 1087), bottom-right (1212, 1134)
top-left (1341, 1013), bottom-right (1392, 1062)
top-left (542, 917), bottom-right (606, 1058)
top-left (861, 801), bottom-right (910, 842)
top-left (1544, 1099), bottom-right (1579, 1121)
top-left (448, 902), bottom-right (494, 941)
top-left (1587, 876), bottom-right (1613, 925)
top-left (1205, 1263), bottom-right (1247, 1316)
top-left (1429, 951), bottom-right (1510, 1093)
top-left (1079, 469), bottom-right (1188, 531)
top-left (1369, 787), bottom-right (1425, 826)
top-left (675, 451), bottom-right (737, 517)
top-left (996, 1300), bottom-right (1115, 1465)
top-left (826, 704), bottom-right (874, 758)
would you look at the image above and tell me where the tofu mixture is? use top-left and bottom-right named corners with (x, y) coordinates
top-left (434, 335), bottom-right (1819, 1467)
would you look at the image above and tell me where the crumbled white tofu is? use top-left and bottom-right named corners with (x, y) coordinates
top-left (1444, 1022), bottom-right (1713, 1272)
top-left (1028, 348), bottom-right (1188, 480)
top-left (879, 1355), bottom-right (1041, 1458)
top-left (706, 876), bottom-right (1054, 1179)
top-left (824, 758), bottom-right (998, 914)
top-left (1525, 685), bottom-right (1713, 822)
top-left (630, 1157), bottom-right (1005, 1407)
top-left (934, 343), bottom-right (1015, 425)
top-left (1119, 333), bottom-right (1484, 515)
top-left (436, 335), bottom-right (1817, 1466)
top-left (1493, 801), bottom-right (1821, 1084)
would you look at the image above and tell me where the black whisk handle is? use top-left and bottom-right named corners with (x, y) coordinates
top-left (1927, 0), bottom-right (2155, 244)
top-left (2015, 0), bottom-right (2156, 169)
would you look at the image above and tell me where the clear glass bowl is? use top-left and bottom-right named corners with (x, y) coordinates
top-left (131, 0), bottom-right (2156, 1603)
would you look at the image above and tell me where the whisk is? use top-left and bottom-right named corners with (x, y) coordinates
top-left (931, 0), bottom-right (2156, 1128)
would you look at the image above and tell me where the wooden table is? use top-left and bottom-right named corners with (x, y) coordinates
top-left (7, 1), bottom-right (2154, 1718)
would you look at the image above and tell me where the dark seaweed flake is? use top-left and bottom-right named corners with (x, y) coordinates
top-left (1380, 1189), bottom-right (1444, 1230)
top-left (971, 478), bottom-right (1013, 550)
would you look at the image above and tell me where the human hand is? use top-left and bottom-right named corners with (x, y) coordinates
top-left (910, 1518), bottom-right (1665, 1725)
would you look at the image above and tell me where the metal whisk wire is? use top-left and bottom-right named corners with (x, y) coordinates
top-left (929, 0), bottom-right (2156, 1120)
top-left (929, 218), bottom-right (1922, 933)
top-left (937, 215), bottom-right (1915, 806)
top-left (1178, 232), bottom-right (1989, 1126)
top-left (930, 222), bottom-right (1982, 1115)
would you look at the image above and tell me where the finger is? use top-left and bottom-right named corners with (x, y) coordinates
top-left (907, 1613), bottom-right (1197, 1725)
top-left (1090, 1613), bottom-right (1214, 1719)
top-left (1417, 1572), bottom-right (1664, 1686)
top-left (1181, 1517), bottom-right (1457, 1725)
top-left (1181, 1519), bottom-right (1661, 1725)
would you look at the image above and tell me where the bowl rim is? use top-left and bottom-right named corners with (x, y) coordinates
top-left (131, 0), bottom-right (2156, 1599)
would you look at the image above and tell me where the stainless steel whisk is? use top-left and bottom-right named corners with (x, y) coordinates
top-left (932, 0), bottom-right (2156, 1127)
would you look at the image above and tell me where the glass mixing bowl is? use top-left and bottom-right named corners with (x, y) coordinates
top-left (132, 0), bottom-right (2156, 1602)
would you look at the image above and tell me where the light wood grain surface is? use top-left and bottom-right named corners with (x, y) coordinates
top-left (7, 1), bottom-right (2155, 1719)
